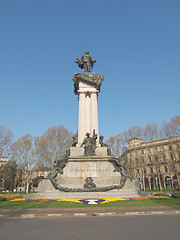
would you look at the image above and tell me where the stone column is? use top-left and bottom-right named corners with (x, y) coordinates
top-left (77, 92), bottom-right (86, 145)
top-left (148, 177), bottom-right (151, 189)
top-left (77, 88), bottom-right (100, 146)
top-left (90, 91), bottom-right (99, 144)
top-left (85, 93), bottom-right (91, 135)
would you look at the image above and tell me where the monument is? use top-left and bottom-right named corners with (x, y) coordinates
top-left (35, 51), bottom-right (140, 198)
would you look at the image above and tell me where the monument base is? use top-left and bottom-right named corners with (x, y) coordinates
top-left (29, 153), bottom-right (141, 199)
top-left (29, 178), bottom-right (140, 199)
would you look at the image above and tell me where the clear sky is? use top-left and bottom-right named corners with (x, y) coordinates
top-left (0, 0), bottom-right (180, 141)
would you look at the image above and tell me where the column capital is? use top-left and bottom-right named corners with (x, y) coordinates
top-left (77, 89), bottom-right (99, 94)
top-left (73, 72), bottom-right (104, 95)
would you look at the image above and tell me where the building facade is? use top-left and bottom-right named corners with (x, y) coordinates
top-left (121, 136), bottom-right (180, 190)
top-left (32, 166), bottom-right (51, 179)
top-left (0, 157), bottom-right (8, 166)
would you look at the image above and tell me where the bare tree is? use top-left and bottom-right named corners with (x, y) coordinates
top-left (161, 122), bottom-right (171, 138)
top-left (161, 116), bottom-right (180, 138)
top-left (168, 116), bottom-right (180, 136)
top-left (35, 126), bottom-right (73, 167)
top-left (128, 126), bottom-right (143, 139)
top-left (106, 134), bottom-right (125, 157)
top-left (12, 134), bottom-right (35, 193)
top-left (143, 123), bottom-right (159, 141)
top-left (0, 125), bottom-right (14, 157)
top-left (106, 116), bottom-right (180, 157)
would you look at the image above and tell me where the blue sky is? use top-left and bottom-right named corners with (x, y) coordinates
top-left (0, 0), bottom-right (180, 141)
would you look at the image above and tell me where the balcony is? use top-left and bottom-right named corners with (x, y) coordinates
top-left (160, 161), bottom-right (168, 164)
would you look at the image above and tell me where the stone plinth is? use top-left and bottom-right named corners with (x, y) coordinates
top-left (56, 156), bottom-right (119, 188)
top-left (31, 178), bottom-right (140, 199)
top-left (70, 146), bottom-right (107, 157)
top-left (73, 73), bottom-right (104, 146)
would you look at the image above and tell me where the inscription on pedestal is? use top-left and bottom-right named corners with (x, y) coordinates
top-left (63, 159), bottom-right (118, 178)
top-left (70, 168), bottom-right (108, 173)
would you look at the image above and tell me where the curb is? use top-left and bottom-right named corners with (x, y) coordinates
top-left (21, 214), bottom-right (35, 218)
top-left (0, 211), bottom-right (180, 218)
top-left (92, 212), bottom-right (116, 216)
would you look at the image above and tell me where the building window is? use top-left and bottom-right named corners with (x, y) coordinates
top-left (141, 149), bottom-right (144, 154)
top-left (154, 148), bottom-right (157, 152)
top-left (148, 156), bottom-right (152, 162)
top-left (178, 152), bottom-right (180, 159)
top-left (144, 169), bottom-right (146, 174)
top-left (136, 158), bottom-right (138, 164)
top-left (164, 166), bottom-right (168, 173)
top-left (150, 167), bottom-right (153, 173)
top-left (148, 149), bottom-right (151, 153)
top-left (161, 146), bottom-right (165, 152)
top-left (137, 169), bottom-right (139, 174)
top-left (155, 155), bottom-right (159, 161)
top-left (141, 157), bottom-right (145, 163)
top-left (170, 153), bottom-right (174, 161)
top-left (163, 154), bottom-right (166, 161)
top-left (169, 146), bottom-right (172, 151)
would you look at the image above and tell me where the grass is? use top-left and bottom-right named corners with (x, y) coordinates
top-left (0, 191), bottom-right (37, 195)
top-left (0, 198), bottom-right (180, 209)
top-left (145, 189), bottom-right (176, 192)
top-left (172, 192), bottom-right (180, 198)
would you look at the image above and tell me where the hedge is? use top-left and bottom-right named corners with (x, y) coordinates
top-left (172, 192), bottom-right (180, 198)
top-left (0, 197), bottom-right (7, 202)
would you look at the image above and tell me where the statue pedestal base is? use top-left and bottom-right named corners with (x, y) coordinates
top-left (31, 155), bottom-right (141, 199)
top-left (30, 178), bottom-right (140, 199)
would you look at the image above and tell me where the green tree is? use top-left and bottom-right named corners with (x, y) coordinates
top-left (0, 160), bottom-right (17, 191)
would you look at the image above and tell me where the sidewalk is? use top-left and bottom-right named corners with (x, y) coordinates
top-left (1, 205), bottom-right (180, 218)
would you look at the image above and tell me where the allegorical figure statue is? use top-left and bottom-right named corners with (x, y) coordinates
top-left (80, 130), bottom-right (97, 156)
top-left (99, 136), bottom-right (107, 147)
top-left (99, 135), bottom-right (112, 156)
top-left (76, 50), bottom-right (96, 72)
top-left (72, 131), bottom-right (78, 147)
top-left (80, 132), bottom-right (92, 156)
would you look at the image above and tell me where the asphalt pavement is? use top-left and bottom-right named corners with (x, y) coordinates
top-left (0, 215), bottom-right (180, 240)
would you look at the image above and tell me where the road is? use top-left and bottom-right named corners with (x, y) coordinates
top-left (0, 215), bottom-right (180, 240)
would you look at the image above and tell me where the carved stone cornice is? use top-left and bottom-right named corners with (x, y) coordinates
top-left (73, 72), bottom-right (104, 95)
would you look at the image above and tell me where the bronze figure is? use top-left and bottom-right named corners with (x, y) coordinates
top-left (76, 50), bottom-right (96, 72)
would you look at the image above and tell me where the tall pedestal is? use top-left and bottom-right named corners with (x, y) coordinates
top-left (77, 82), bottom-right (99, 145)
top-left (73, 72), bottom-right (104, 146)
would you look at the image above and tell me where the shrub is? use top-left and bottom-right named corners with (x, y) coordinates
top-left (172, 192), bottom-right (180, 198)
top-left (0, 197), bottom-right (7, 202)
